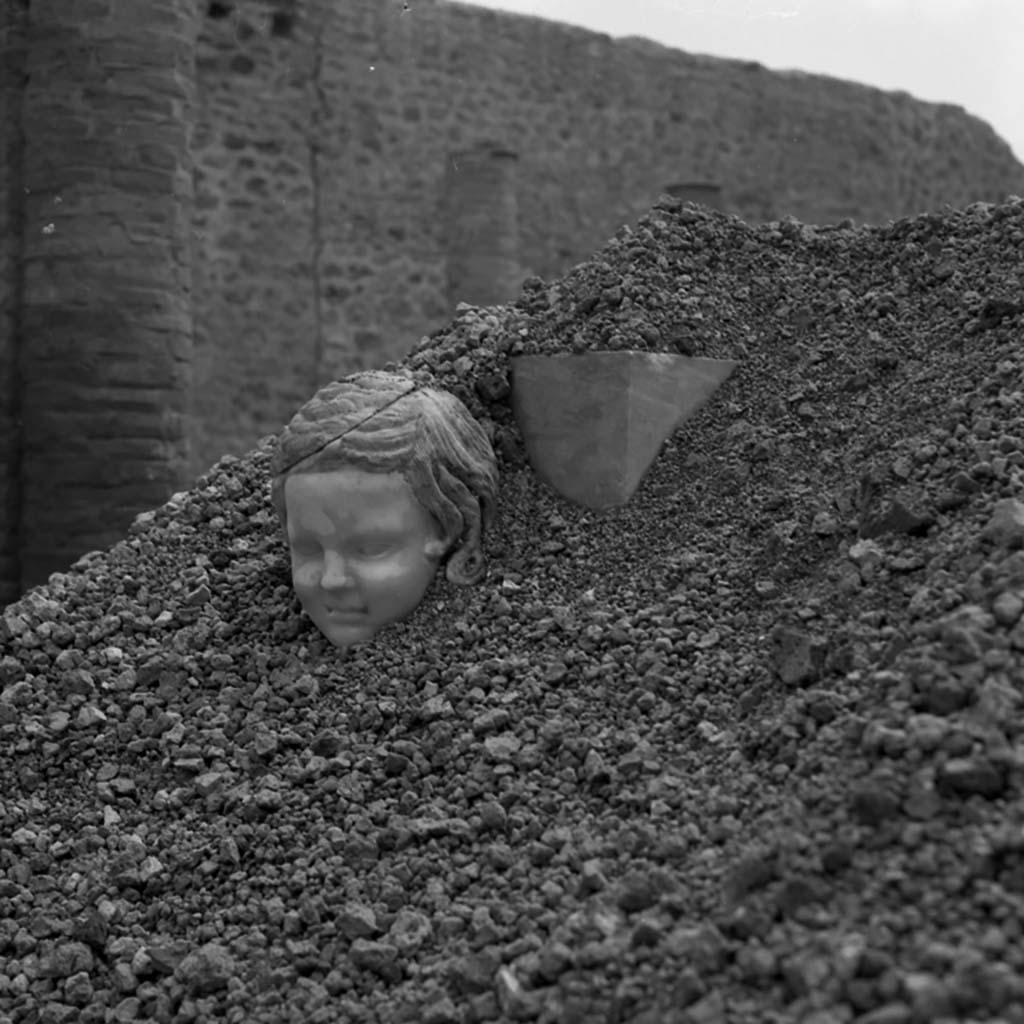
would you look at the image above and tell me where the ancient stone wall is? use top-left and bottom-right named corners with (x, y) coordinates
top-left (0, 0), bottom-right (27, 607)
top-left (190, 0), bottom-right (320, 478)
top-left (8, 0), bottom-right (200, 596)
top-left (2, 0), bottom-right (1023, 603)
top-left (189, 0), bottom-right (1024, 477)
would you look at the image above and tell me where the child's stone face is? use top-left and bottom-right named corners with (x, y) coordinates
top-left (284, 468), bottom-right (446, 650)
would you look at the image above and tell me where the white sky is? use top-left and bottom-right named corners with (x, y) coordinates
top-left (457, 0), bottom-right (1024, 163)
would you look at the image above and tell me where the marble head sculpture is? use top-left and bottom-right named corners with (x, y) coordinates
top-left (269, 371), bottom-right (499, 650)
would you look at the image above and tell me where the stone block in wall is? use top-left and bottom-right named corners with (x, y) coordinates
top-left (443, 144), bottom-right (522, 309)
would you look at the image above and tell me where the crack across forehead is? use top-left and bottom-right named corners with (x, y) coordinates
top-left (280, 379), bottom-right (423, 475)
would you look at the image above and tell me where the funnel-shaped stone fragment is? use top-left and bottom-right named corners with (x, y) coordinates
top-left (511, 351), bottom-right (737, 510)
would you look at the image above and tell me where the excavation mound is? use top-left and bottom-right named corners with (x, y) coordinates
top-left (2, 196), bottom-right (1024, 1024)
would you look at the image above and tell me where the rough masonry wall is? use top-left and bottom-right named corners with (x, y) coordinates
top-left (190, 0), bottom-right (1024, 478)
top-left (190, 0), bottom-right (319, 476)
top-left (0, 0), bottom-right (26, 607)
top-left (16, 0), bottom-right (200, 592)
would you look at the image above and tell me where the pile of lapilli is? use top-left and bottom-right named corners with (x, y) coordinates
top-left (2, 195), bottom-right (1024, 1024)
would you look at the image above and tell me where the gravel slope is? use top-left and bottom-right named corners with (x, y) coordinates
top-left (2, 196), bottom-right (1024, 1024)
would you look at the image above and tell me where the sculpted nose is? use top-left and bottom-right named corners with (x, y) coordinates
top-left (320, 550), bottom-right (354, 589)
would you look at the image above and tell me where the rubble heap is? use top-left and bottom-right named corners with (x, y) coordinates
top-left (2, 195), bottom-right (1024, 1023)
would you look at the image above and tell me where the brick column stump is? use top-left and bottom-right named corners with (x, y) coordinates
top-left (17, 0), bottom-right (200, 589)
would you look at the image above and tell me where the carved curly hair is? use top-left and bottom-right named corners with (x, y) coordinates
top-left (269, 370), bottom-right (498, 585)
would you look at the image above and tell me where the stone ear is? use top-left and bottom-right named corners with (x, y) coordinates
top-left (424, 537), bottom-right (449, 559)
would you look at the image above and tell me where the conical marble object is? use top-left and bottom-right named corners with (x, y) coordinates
top-left (511, 351), bottom-right (737, 510)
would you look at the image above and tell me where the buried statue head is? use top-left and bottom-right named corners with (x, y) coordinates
top-left (269, 371), bottom-right (499, 650)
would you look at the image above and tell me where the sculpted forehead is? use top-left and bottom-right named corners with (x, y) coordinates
top-left (284, 468), bottom-right (427, 534)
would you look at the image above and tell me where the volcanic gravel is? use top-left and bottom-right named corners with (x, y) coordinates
top-left (3, 195), bottom-right (1024, 1024)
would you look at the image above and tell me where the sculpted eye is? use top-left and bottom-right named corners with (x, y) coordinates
top-left (290, 540), bottom-right (321, 558)
top-left (358, 541), bottom-right (396, 557)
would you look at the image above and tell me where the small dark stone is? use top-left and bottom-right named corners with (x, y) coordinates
top-left (665, 967), bottom-right (707, 1008)
top-left (349, 939), bottom-right (401, 982)
top-left (209, 550), bottom-right (232, 569)
top-left (478, 800), bottom-right (508, 832)
top-left (719, 904), bottom-right (773, 941)
top-left (147, 942), bottom-right (190, 976)
top-left (804, 688), bottom-right (844, 724)
top-left (668, 328), bottom-right (695, 355)
top-left (770, 625), bottom-right (827, 687)
top-left (474, 372), bottom-right (510, 403)
top-left (844, 978), bottom-right (879, 1012)
top-left (850, 777), bottom-right (902, 826)
top-left (311, 729), bottom-right (342, 757)
top-left (937, 756), bottom-right (1007, 798)
top-left (977, 297), bottom-right (1023, 329)
top-left (616, 870), bottom-right (673, 913)
top-left (535, 940), bottom-right (574, 982)
top-left (723, 851), bottom-right (778, 904)
top-left (337, 903), bottom-right (378, 940)
top-left (448, 951), bottom-right (499, 995)
top-left (857, 948), bottom-right (895, 978)
top-left (775, 876), bottom-right (825, 917)
top-left (630, 917), bottom-right (665, 948)
top-left (859, 500), bottom-right (935, 540)
top-left (183, 584), bottom-right (211, 607)
top-left (922, 677), bottom-right (971, 715)
top-left (343, 836), bottom-right (379, 867)
top-left (384, 751), bottom-right (411, 777)
top-left (936, 491), bottom-right (970, 512)
top-left (71, 910), bottom-right (109, 952)
top-left (820, 842), bottom-right (854, 874)
top-left (578, 858), bottom-right (608, 894)
top-left (174, 943), bottom-right (236, 996)
top-left (782, 952), bottom-right (831, 998)
top-left (950, 471), bottom-right (982, 493)
top-left (40, 942), bottom-right (94, 979)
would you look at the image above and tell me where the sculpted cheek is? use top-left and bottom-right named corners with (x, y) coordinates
top-left (358, 555), bottom-right (406, 580)
top-left (292, 560), bottom-right (321, 588)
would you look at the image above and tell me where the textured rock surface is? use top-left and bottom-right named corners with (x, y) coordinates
top-left (2, 196), bottom-right (1024, 1022)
